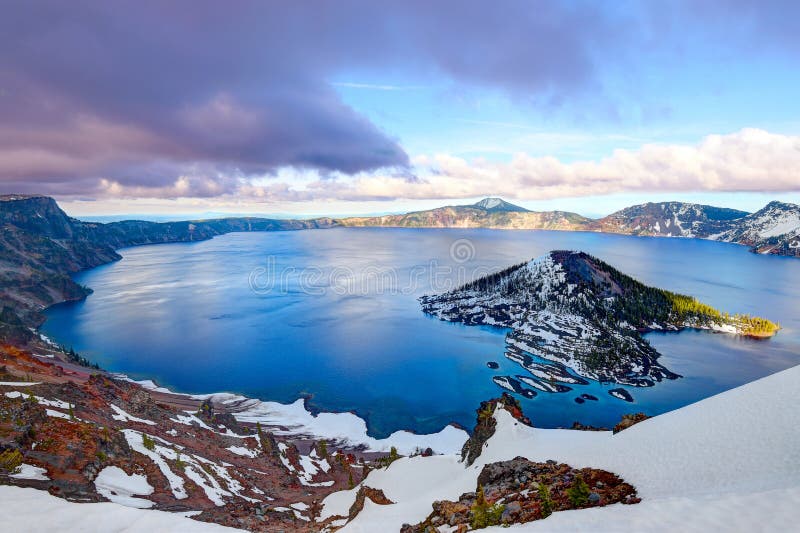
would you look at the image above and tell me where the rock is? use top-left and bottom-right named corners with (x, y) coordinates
top-left (406, 457), bottom-right (639, 530)
top-left (461, 393), bottom-right (532, 466)
top-left (487, 361), bottom-right (500, 369)
top-left (348, 486), bottom-right (394, 521)
top-left (613, 412), bottom-right (651, 433)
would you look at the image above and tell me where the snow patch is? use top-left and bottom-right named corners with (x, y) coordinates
top-left (94, 466), bottom-right (154, 509)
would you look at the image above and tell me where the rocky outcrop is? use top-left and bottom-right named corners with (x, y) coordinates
top-left (613, 412), bottom-right (651, 433)
top-left (347, 486), bottom-right (394, 521)
top-left (461, 394), bottom-right (531, 467)
top-left (402, 457), bottom-right (639, 532)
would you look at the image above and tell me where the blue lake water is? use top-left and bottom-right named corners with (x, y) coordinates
top-left (43, 228), bottom-right (800, 437)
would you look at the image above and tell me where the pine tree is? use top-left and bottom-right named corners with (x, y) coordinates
top-left (538, 483), bottom-right (553, 518)
top-left (567, 475), bottom-right (590, 507)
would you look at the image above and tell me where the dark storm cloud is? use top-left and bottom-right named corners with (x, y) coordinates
top-left (10, 1), bottom-right (795, 200)
top-left (0, 0), bottom-right (627, 197)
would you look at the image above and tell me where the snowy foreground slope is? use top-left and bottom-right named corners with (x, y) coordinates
top-left (323, 364), bottom-right (800, 532)
top-left (0, 485), bottom-right (237, 532)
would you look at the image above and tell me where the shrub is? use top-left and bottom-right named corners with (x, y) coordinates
top-left (0, 449), bottom-right (23, 474)
top-left (470, 485), bottom-right (505, 529)
top-left (538, 483), bottom-right (553, 518)
top-left (567, 475), bottom-right (590, 507)
top-left (141, 433), bottom-right (155, 451)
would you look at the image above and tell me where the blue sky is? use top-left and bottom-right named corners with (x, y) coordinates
top-left (2, 1), bottom-right (799, 217)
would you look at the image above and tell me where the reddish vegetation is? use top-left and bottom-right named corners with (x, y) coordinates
top-left (0, 344), bottom-right (377, 531)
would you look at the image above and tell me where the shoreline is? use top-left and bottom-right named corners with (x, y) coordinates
top-left (29, 330), bottom-right (468, 456)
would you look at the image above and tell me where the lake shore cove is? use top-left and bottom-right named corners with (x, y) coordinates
top-left (421, 250), bottom-right (780, 399)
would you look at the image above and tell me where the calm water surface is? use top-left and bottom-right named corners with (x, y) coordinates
top-left (43, 228), bottom-right (800, 437)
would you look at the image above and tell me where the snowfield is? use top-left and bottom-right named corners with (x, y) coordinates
top-left (324, 364), bottom-right (800, 531)
top-left (0, 486), bottom-right (238, 532)
top-left (94, 466), bottom-right (154, 509)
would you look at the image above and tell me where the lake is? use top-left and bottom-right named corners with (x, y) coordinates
top-left (42, 228), bottom-right (800, 437)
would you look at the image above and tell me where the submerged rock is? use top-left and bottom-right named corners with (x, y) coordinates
top-left (486, 361), bottom-right (500, 369)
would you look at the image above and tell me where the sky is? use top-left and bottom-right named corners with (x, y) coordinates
top-left (1, 0), bottom-right (800, 219)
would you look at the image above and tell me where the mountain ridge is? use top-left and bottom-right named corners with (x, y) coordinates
top-left (339, 198), bottom-right (800, 257)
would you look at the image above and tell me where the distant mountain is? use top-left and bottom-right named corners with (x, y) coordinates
top-left (341, 197), bottom-right (800, 258)
top-left (593, 201), bottom-right (749, 238)
top-left (471, 197), bottom-right (529, 212)
top-left (340, 197), bottom-right (589, 230)
top-left (420, 250), bottom-right (778, 395)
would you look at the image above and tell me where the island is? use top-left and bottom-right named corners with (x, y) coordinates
top-left (420, 250), bottom-right (779, 394)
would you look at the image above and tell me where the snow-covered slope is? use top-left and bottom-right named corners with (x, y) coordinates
top-left (0, 485), bottom-right (238, 532)
top-left (323, 364), bottom-right (800, 531)
top-left (713, 201), bottom-right (800, 255)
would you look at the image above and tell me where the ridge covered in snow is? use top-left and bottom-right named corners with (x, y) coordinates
top-left (323, 364), bottom-right (800, 531)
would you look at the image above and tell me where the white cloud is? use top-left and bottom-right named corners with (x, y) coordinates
top-left (240, 128), bottom-right (800, 202)
top-left (61, 128), bottom-right (800, 204)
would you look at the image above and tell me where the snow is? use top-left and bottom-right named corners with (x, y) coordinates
top-left (327, 364), bottom-right (800, 531)
top-left (225, 445), bottom-right (260, 458)
top-left (10, 463), bottom-right (49, 481)
top-left (4, 391), bottom-right (71, 409)
top-left (113, 375), bottom-right (174, 394)
top-left (45, 408), bottom-right (73, 420)
top-left (484, 487), bottom-right (800, 532)
top-left (94, 466), bottom-right (154, 509)
top-left (0, 486), bottom-right (238, 532)
top-left (122, 429), bottom-right (187, 500)
top-left (117, 376), bottom-right (466, 454)
top-left (756, 212), bottom-right (800, 238)
top-left (199, 395), bottom-right (467, 455)
top-left (171, 412), bottom-right (215, 431)
top-left (110, 404), bottom-right (157, 425)
top-left (0, 382), bottom-right (41, 386)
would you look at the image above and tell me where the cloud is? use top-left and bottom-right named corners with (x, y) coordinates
top-left (1, 1), bottom-right (797, 200)
top-left (0, 1), bottom-right (628, 197)
top-left (226, 129), bottom-right (800, 203)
